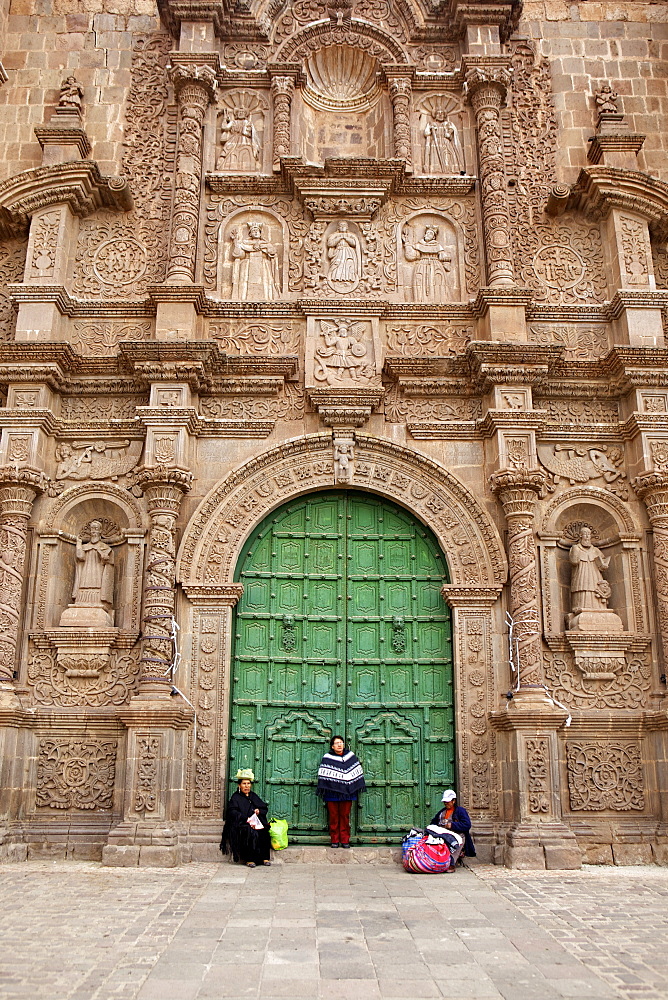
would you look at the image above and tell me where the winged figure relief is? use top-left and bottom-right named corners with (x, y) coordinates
top-left (537, 444), bottom-right (624, 486)
top-left (314, 319), bottom-right (374, 385)
top-left (55, 439), bottom-right (143, 481)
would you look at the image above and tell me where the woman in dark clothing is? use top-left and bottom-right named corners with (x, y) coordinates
top-left (220, 768), bottom-right (272, 867)
top-left (430, 789), bottom-right (476, 868)
top-left (316, 735), bottom-right (366, 848)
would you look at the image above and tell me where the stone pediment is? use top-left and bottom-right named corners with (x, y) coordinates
top-left (568, 166), bottom-right (668, 240)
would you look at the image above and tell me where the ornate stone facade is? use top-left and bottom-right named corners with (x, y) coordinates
top-left (0, 0), bottom-right (668, 869)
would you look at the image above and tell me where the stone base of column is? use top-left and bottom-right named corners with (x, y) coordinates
top-left (0, 824), bottom-right (27, 863)
top-left (504, 820), bottom-right (582, 870)
top-left (103, 821), bottom-right (190, 867)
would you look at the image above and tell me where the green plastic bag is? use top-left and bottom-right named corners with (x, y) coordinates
top-left (269, 817), bottom-right (288, 851)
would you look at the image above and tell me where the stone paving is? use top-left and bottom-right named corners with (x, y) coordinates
top-left (0, 859), bottom-right (667, 1000)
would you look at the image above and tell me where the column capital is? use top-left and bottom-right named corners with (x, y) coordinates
top-left (490, 468), bottom-right (546, 511)
top-left (137, 467), bottom-right (193, 516)
top-left (633, 471), bottom-right (668, 525)
top-left (168, 59), bottom-right (218, 102)
top-left (462, 56), bottom-right (513, 102)
top-left (0, 466), bottom-right (47, 513)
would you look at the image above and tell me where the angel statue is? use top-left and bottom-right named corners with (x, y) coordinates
top-left (315, 319), bottom-right (369, 385)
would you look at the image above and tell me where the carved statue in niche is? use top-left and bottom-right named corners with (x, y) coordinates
top-left (230, 221), bottom-right (280, 300)
top-left (215, 90), bottom-right (266, 172)
top-left (417, 95), bottom-right (465, 175)
top-left (60, 520), bottom-right (115, 627)
top-left (315, 319), bottom-right (372, 385)
top-left (402, 224), bottom-right (452, 301)
top-left (334, 437), bottom-right (354, 483)
top-left (567, 526), bottom-right (622, 633)
top-left (326, 221), bottom-right (362, 293)
top-left (595, 83), bottom-right (619, 115)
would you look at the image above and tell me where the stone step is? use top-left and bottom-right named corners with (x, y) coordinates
top-left (275, 845), bottom-right (402, 864)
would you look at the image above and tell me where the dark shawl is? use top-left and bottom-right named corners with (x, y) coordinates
top-left (220, 789), bottom-right (271, 863)
top-left (430, 804), bottom-right (476, 857)
top-left (316, 749), bottom-right (366, 802)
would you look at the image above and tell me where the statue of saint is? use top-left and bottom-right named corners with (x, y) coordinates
top-left (72, 520), bottom-right (115, 613)
top-left (595, 84), bottom-right (619, 116)
top-left (216, 109), bottom-right (260, 171)
top-left (402, 225), bottom-right (452, 302)
top-left (569, 526), bottom-right (611, 614)
top-left (326, 222), bottom-right (362, 293)
top-left (423, 110), bottom-right (464, 174)
top-left (230, 222), bottom-right (280, 300)
top-left (58, 75), bottom-right (84, 114)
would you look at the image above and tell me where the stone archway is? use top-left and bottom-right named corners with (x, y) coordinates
top-left (177, 434), bottom-right (507, 846)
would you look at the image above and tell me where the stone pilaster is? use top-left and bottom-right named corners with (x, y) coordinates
top-left (490, 468), bottom-right (545, 690)
top-left (165, 63), bottom-right (217, 283)
top-left (0, 468), bottom-right (44, 705)
top-left (387, 71), bottom-right (413, 169)
top-left (137, 467), bottom-right (193, 698)
top-left (633, 472), bottom-right (668, 669)
top-left (270, 73), bottom-right (295, 170)
top-left (464, 60), bottom-right (514, 287)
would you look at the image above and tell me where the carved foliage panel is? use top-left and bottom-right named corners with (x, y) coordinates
top-left (528, 324), bottom-right (609, 361)
top-left (543, 649), bottom-right (652, 711)
top-left (201, 384), bottom-right (306, 421)
top-left (384, 385), bottom-right (481, 423)
top-left (207, 321), bottom-right (301, 355)
top-left (526, 736), bottom-right (550, 815)
top-left (566, 741), bottom-right (645, 811)
top-left (133, 734), bottom-right (162, 815)
top-left (0, 238), bottom-right (28, 340)
top-left (70, 321), bottom-right (152, 357)
top-left (188, 610), bottom-right (227, 814)
top-left (36, 737), bottom-right (116, 810)
top-left (385, 322), bottom-right (474, 358)
top-left (456, 611), bottom-right (496, 814)
top-left (27, 644), bottom-right (141, 708)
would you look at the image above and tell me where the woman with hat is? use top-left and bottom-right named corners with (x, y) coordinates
top-left (220, 768), bottom-right (272, 867)
top-left (430, 789), bottom-right (476, 870)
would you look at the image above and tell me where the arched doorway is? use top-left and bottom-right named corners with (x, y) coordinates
top-left (228, 490), bottom-right (453, 843)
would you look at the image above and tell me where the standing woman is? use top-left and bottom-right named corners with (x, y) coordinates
top-left (220, 768), bottom-right (272, 867)
top-left (316, 735), bottom-right (366, 848)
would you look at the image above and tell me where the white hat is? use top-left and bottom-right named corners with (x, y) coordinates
top-left (441, 789), bottom-right (457, 802)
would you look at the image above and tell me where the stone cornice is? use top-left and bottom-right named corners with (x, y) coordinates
top-left (0, 161), bottom-right (133, 237)
top-left (446, 0), bottom-right (521, 40)
top-left (587, 132), bottom-right (646, 166)
top-left (569, 166), bottom-right (668, 239)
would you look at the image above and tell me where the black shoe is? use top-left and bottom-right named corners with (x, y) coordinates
top-left (341, 843), bottom-right (351, 849)
top-left (331, 843), bottom-right (339, 848)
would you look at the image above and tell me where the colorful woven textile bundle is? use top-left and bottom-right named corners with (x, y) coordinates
top-left (402, 834), bottom-right (452, 873)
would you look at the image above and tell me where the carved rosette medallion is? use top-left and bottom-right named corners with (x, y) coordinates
top-left (491, 469), bottom-right (546, 687)
top-left (0, 469), bottom-right (44, 687)
top-left (167, 64), bottom-right (217, 282)
top-left (465, 63), bottom-right (514, 286)
top-left (138, 468), bottom-right (193, 689)
top-left (36, 738), bottom-right (116, 810)
top-left (566, 742), bottom-right (644, 811)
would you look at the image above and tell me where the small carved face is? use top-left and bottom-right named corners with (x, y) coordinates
top-left (89, 520), bottom-right (102, 542)
top-left (56, 443), bottom-right (72, 460)
top-left (234, 108), bottom-right (246, 119)
top-left (338, 221), bottom-right (349, 232)
top-left (248, 223), bottom-right (263, 239)
top-left (432, 109), bottom-right (446, 121)
top-left (579, 527), bottom-right (592, 546)
top-left (424, 226), bottom-right (438, 241)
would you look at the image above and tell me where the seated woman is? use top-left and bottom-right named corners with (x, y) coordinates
top-left (429, 789), bottom-right (476, 871)
top-left (220, 768), bottom-right (272, 868)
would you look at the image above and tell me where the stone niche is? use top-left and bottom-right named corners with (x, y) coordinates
top-left (397, 212), bottom-right (464, 303)
top-left (540, 496), bottom-right (651, 685)
top-left (298, 44), bottom-right (392, 163)
top-left (216, 208), bottom-right (287, 300)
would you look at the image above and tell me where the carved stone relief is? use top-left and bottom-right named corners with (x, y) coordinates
top-left (0, 238), bottom-right (27, 340)
top-left (526, 737), bottom-right (550, 814)
top-left (201, 385), bottom-right (306, 421)
top-left (54, 440), bottom-right (142, 482)
top-left (311, 318), bottom-right (377, 386)
top-left (566, 742), bottom-right (645, 811)
top-left (619, 215), bottom-right (650, 286)
top-left (535, 399), bottom-right (619, 426)
top-left (61, 396), bottom-right (148, 422)
top-left (385, 323), bottom-right (474, 357)
top-left (215, 89), bottom-right (268, 173)
top-left (326, 221), bottom-right (363, 294)
top-left (27, 645), bottom-right (141, 707)
top-left (133, 735), bottom-right (161, 813)
top-left (73, 214), bottom-right (164, 299)
top-left (384, 387), bottom-right (481, 423)
top-left (415, 94), bottom-right (466, 175)
top-left (190, 612), bottom-right (225, 811)
top-left (70, 321), bottom-right (152, 357)
top-left (208, 321), bottom-right (300, 355)
top-left (27, 211), bottom-right (61, 280)
top-left (36, 738), bottom-right (116, 810)
top-left (383, 198), bottom-right (478, 298)
top-left (522, 219), bottom-right (607, 305)
top-left (528, 324), bottom-right (609, 361)
top-left (538, 443), bottom-right (627, 498)
top-left (456, 612), bottom-right (496, 813)
top-left (399, 214), bottom-right (459, 302)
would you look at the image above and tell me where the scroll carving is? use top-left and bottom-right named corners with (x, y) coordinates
top-left (0, 238), bottom-right (28, 340)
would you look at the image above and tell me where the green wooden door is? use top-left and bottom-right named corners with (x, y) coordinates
top-left (229, 491), bottom-right (453, 842)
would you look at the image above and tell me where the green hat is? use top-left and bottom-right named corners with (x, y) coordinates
top-left (235, 768), bottom-right (255, 781)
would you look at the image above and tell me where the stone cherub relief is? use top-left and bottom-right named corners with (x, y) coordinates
top-left (417, 95), bottom-right (465, 175)
top-left (314, 319), bottom-right (373, 385)
top-left (326, 221), bottom-right (362, 294)
top-left (55, 440), bottom-right (142, 481)
top-left (57, 75), bottom-right (84, 115)
top-left (60, 520), bottom-right (115, 627)
top-left (229, 220), bottom-right (281, 300)
top-left (215, 90), bottom-right (267, 172)
top-left (594, 83), bottom-right (620, 116)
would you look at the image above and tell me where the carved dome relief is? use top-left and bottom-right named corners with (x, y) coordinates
top-left (303, 44), bottom-right (380, 112)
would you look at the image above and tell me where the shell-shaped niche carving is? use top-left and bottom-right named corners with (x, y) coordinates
top-left (304, 45), bottom-right (380, 111)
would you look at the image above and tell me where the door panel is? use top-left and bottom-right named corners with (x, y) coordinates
top-left (230, 491), bottom-right (454, 842)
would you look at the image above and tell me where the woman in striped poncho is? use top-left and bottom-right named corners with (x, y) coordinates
top-left (316, 735), bottom-right (366, 848)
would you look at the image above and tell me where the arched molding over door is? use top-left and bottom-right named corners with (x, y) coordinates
top-left (177, 432), bottom-right (507, 589)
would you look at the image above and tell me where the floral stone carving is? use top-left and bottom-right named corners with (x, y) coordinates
top-left (36, 738), bottom-right (116, 810)
top-left (566, 742), bottom-right (644, 811)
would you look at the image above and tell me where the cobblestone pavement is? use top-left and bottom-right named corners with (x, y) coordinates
top-left (1, 860), bottom-right (667, 1000)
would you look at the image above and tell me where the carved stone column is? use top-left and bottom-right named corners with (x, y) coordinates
top-left (465, 61), bottom-right (514, 287)
top-left (270, 75), bottom-right (295, 169)
top-left (490, 469), bottom-right (545, 689)
top-left (633, 472), bottom-right (668, 666)
top-left (166, 64), bottom-right (217, 283)
top-left (387, 73), bottom-right (413, 168)
top-left (137, 468), bottom-right (193, 696)
top-left (0, 468), bottom-right (43, 704)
